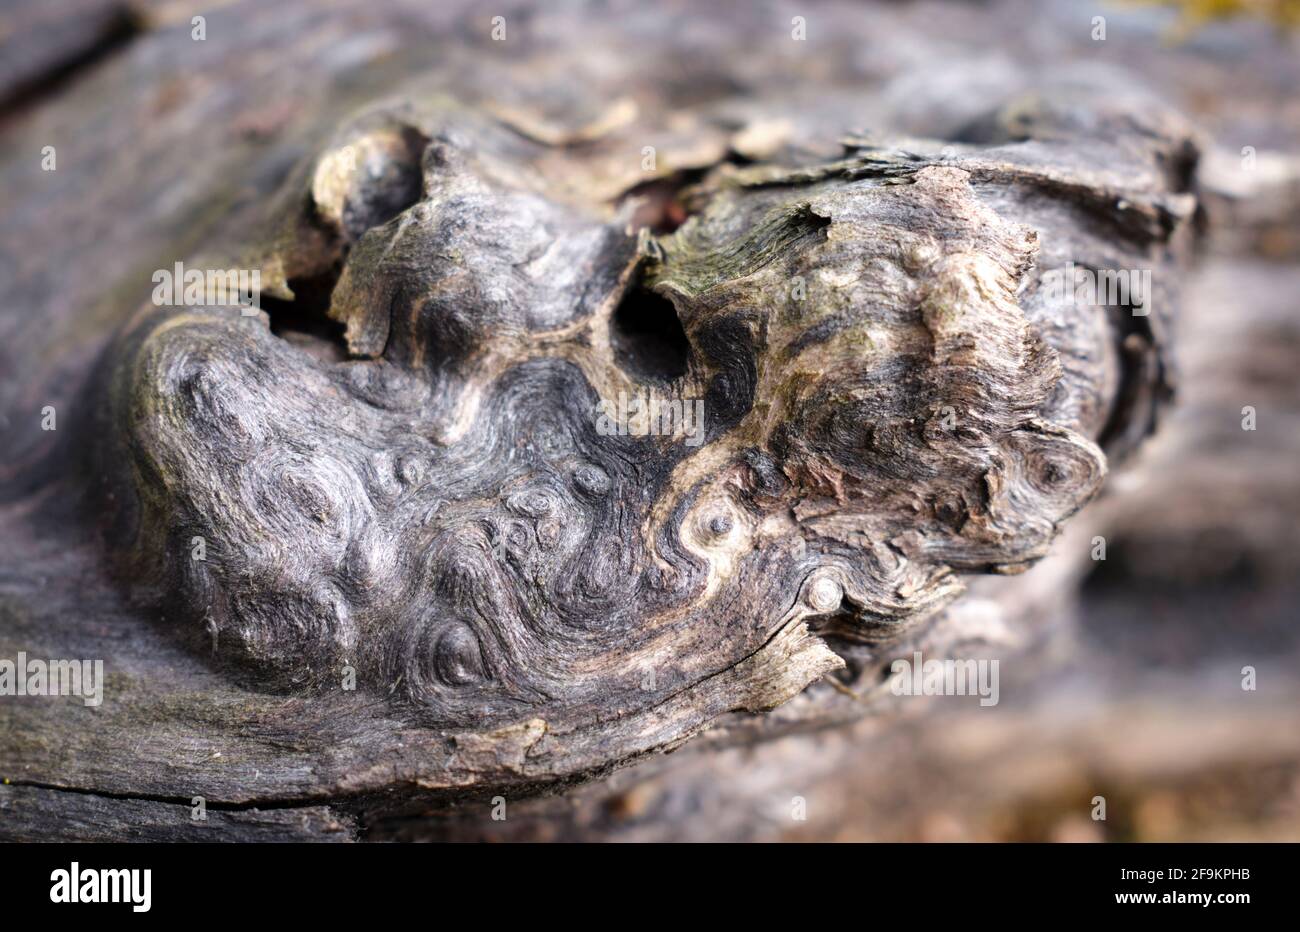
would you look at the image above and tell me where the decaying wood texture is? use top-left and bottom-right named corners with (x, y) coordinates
top-left (6, 0), bottom-right (1289, 841)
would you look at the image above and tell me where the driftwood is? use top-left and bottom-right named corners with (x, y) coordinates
top-left (0, 0), bottom-right (1258, 841)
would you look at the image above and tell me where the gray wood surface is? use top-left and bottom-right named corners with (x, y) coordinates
top-left (1, 0), bottom-right (1295, 840)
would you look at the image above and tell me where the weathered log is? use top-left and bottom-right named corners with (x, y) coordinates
top-left (0, 783), bottom-right (355, 842)
top-left (0, 0), bottom-right (1223, 840)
